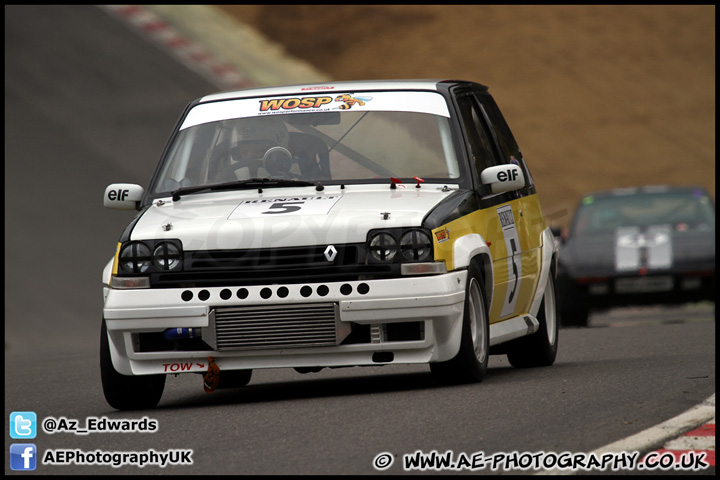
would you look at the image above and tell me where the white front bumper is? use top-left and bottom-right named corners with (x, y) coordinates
top-left (103, 271), bottom-right (467, 375)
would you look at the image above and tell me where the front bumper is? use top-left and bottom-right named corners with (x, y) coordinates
top-left (557, 270), bottom-right (715, 310)
top-left (103, 272), bottom-right (468, 376)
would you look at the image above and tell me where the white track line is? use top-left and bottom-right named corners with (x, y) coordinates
top-left (537, 393), bottom-right (715, 474)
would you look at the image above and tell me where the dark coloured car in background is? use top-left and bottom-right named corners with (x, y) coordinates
top-left (556, 185), bottom-right (715, 327)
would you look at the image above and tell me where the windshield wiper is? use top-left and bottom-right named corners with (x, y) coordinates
top-left (171, 178), bottom-right (315, 201)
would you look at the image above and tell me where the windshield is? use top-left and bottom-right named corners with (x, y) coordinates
top-left (571, 189), bottom-right (715, 236)
top-left (150, 91), bottom-right (462, 195)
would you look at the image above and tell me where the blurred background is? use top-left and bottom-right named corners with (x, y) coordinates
top-left (215, 5), bottom-right (716, 230)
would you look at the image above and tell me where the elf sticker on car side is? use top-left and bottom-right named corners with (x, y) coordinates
top-left (228, 195), bottom-right (341, 219)
top-left (498, 204), bottom-right (522, 318)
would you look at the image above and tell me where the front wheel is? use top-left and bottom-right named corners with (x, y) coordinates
top-left (100, 320), bottom-right (165, 410)
top-left (216, 369), bottom-right (253, 389)
top-left (506, 274), bottom-right (559, 367)
top-left (430, 263), bottom-right (489, 384)
top-left (560, 306), bottom-right (589, 328)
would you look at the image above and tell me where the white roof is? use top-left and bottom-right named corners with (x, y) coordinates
top-left (180, 80), bottom-right (454, 130)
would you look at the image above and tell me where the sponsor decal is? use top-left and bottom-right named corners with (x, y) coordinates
top-left (496, 167), bottom-right (520, 183)
top-left (335, 93), bottom-right (373, 110)
top-left (181, 92), bottom-right (451, 130)
top-left (257, 93), bottom-right (374, 112)
top-left (259, 96), bottom-right (334, 112)
top-left (435, 228), bottom-right (450, 244)
top-left (229, 195), bottom-right (341, 219)
top-left (301, 86), bottom-right (336, 91)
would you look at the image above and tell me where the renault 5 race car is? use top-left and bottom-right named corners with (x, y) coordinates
top-left (101, 79), bottom-right (559, 410)
top-left (556, 185), bottom-right (715, 327)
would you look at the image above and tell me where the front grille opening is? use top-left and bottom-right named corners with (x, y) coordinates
top-left (147, 243), bottom-right (405, 288)
top-left (133, 332), bottom-right (212, 352)
top-left (386, 322), bottom-right (425, 341)
top-left (131, 320), bottom-right (425, 354)
top-left (341, 323), bottom-right (371, 344)
top-left (340, 322), bottom-right (425, 344)
top-left (187, 245), bottom-right (362, 271)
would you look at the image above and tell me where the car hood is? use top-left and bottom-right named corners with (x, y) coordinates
top-left (129, 185), bottom-right (455, 250)
top-left (559, 225), bottom-right (715, 277)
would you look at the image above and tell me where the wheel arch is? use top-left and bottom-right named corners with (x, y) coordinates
top-left (529, 227), bottom-right (558, 318)
top-left (453, 233), bottom-right (494, 312)
top-left (102, 256), bottom-right (114, 286)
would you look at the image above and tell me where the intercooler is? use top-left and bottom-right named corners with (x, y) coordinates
top-left (204, 303), bottom-right (351, 351)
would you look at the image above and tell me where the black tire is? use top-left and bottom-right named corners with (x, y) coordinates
top-left (506, 274), bottom-right (559, 368)
top-left (430, 262), bottom-right (489, 384)
top-left (216, 369), bottom-right (253, 389)
top-left (556, 276), bottom-right (589, 328)
top-left (560, 305), bottom-right (589, 328)
top-left (100, 320), bottom-right (165, 410)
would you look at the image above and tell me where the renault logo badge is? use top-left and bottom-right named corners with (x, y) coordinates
top-left (324, 245), bottom-right (337, 262)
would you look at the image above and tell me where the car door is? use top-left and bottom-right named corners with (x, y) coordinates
top-left (453, 90), bottom-right (516, 323)
top-left (454, 89), bottom-right (542, 323)
top-left (474, 90), bottom-right (545, 320)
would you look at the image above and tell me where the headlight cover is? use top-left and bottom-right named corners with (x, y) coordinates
top-left (117, 239), bottom-right (183, 275)
top-left (152, 241), bottom-right (182, 271)
top-left (119, 242), bottom-right (152, 274)
top-left (367, 228), bottom-right (433, 264)
top-left (368, 232), bottom-right (399, 262)
top-left (399, 229), bottom-right (433, 262)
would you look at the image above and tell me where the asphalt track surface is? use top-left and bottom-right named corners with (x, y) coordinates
top-left (4, 5), bottom-right (715, 475)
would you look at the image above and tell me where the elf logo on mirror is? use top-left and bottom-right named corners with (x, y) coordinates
top-left (497, 169), bottom-right (519, 182)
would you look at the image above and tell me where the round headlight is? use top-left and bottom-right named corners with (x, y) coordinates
top-left (119, 242), bottom-right (151, 273)
top-left (400, 229), bottom-right (433, 262)
top-left (369, 232), bottom-right (398, 262)
top-left (152, 242), bottom-right (181, 270)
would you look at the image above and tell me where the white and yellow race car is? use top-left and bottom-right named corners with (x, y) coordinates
top-left (101, 79), bottom-right (559, 410)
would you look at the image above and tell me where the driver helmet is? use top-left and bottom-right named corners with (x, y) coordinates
top-left (230, 117), bottom-right (290, 163)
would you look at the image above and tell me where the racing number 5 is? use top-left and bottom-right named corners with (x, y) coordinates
top-left (508, 238), bottom-right (519, 302)
top-left (262, 201), bottom-right (304, 214)
top-left (498, 204), bottom-right (522, 318)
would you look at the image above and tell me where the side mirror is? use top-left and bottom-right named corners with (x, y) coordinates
top-left (480, 164), bottom-right (525, 194)
top-left (104, 183), bottom-right (144, 210)
top-left (550, 226), bottom-right (564, 245)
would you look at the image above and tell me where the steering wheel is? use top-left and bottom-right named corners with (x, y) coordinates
top-left (263, 146), bottom-right (293, 177)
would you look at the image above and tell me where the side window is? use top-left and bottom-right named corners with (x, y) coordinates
top-left (475, 93), bottom-right (535, 187)
top-left (456, 94), bottom-right (499, 173)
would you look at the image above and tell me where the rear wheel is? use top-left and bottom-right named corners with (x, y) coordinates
top-left (100, 320), bottom-right (165, 410)
top-left (431, 262), bottom-right (489, 384)
top-left (506, 274), bottom-right (559, 367)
